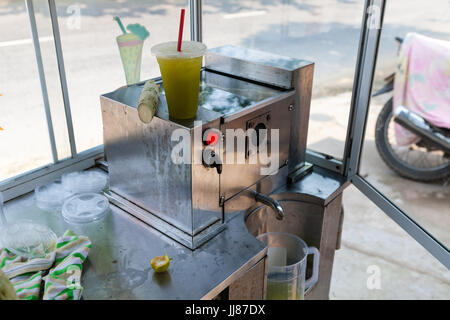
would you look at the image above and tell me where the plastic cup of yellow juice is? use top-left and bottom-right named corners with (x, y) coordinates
top-left (151, 41), bottom-right (207, 119)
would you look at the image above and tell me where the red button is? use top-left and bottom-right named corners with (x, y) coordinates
top-left (204, 129), bottom-right (220, 146)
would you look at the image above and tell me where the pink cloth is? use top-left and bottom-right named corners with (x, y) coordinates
top-left (393, 33), bottom-right (450, 146)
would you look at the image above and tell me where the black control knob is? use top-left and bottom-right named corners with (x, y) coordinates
top-left (202, 149), bottom-right (222, 174)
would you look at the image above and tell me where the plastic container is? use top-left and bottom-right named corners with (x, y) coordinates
top-left (0, 221), bottom-right (57, 258)
top-left (61, 170), bottom-right (108, 194)
top-left (257, 232), bottom-right (320, 300)
top-left (62, 193), bottom-right (109, 224)
top-left (151, 41), bottom-right (207, 119)
top-left (34, 181), bottom-right (73, 212)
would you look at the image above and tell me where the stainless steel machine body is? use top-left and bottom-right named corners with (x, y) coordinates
top-left (100, 46), bottom-right (314, 249)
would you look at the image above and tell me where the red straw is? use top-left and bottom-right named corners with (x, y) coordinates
top-left (177, 9), bottom-right (185, 52)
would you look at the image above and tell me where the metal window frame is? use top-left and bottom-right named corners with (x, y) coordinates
top-left (343, 0), bottom-right (449, 268)
top-left (305, 149), bottom-right (343, 174)
top-left (344, 0), bottom-right (384, 176)
top-left (48, 0), bottom-right (77, 157)
top-left (190, 0), bottom-right (202, 42)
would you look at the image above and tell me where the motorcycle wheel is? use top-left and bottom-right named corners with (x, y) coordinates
top-left (375, 98), bottom-right (450, 182)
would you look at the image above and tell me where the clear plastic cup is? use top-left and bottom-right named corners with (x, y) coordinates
top-left (151, 41), bottom-right (207, 119)
top-left (257, 232), bottom-right (320, 300)
top-left (117, 33), bottom-right (144, 85)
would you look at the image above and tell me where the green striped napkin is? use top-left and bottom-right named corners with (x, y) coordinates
top-left (0, 230), bottom-right (91, 300)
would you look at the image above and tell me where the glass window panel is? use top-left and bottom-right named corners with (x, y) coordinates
top-left (203, 0), bottom-right (365, 160)
top-left (359, 0), bottom-right (450, 248)
top-left (0, 0), bottom-right (53, 181)
top-left (331, 185), bottom-right (449, 299)
top-left (55, 0), bottom-right (190, 153)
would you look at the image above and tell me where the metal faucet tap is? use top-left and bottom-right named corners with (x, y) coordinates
top-left (254, 192), bottom-right (284, 220)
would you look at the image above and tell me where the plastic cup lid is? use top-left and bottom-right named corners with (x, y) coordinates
top-left (151, 41), bottom-right (207, 59)
top-left (62, 170), bottom-right (108, 194)
top-left (0, 221), bottom-right (57, 258)
top-left (62, 193), bottom-right (109, 224)
top-left (35, 181), bottom-right (73, 211)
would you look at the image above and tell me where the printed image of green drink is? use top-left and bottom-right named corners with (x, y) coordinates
top-left (152, 41), bottom-right (207, 120)
top-left (117, 33), bottom-right (143, 85)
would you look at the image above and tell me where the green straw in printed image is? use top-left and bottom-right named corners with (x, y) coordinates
top-left (114, 17), bottom-right (150, 85)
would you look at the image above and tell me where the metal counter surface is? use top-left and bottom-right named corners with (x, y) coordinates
top-left (2, 192), bottom-right (266, 300)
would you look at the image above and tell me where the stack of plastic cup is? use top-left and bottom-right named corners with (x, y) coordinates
top-left (34, 170), bottom-right (110, 224)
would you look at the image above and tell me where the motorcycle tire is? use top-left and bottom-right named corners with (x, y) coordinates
top-left (375, 98), bottom-right (450, 182)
